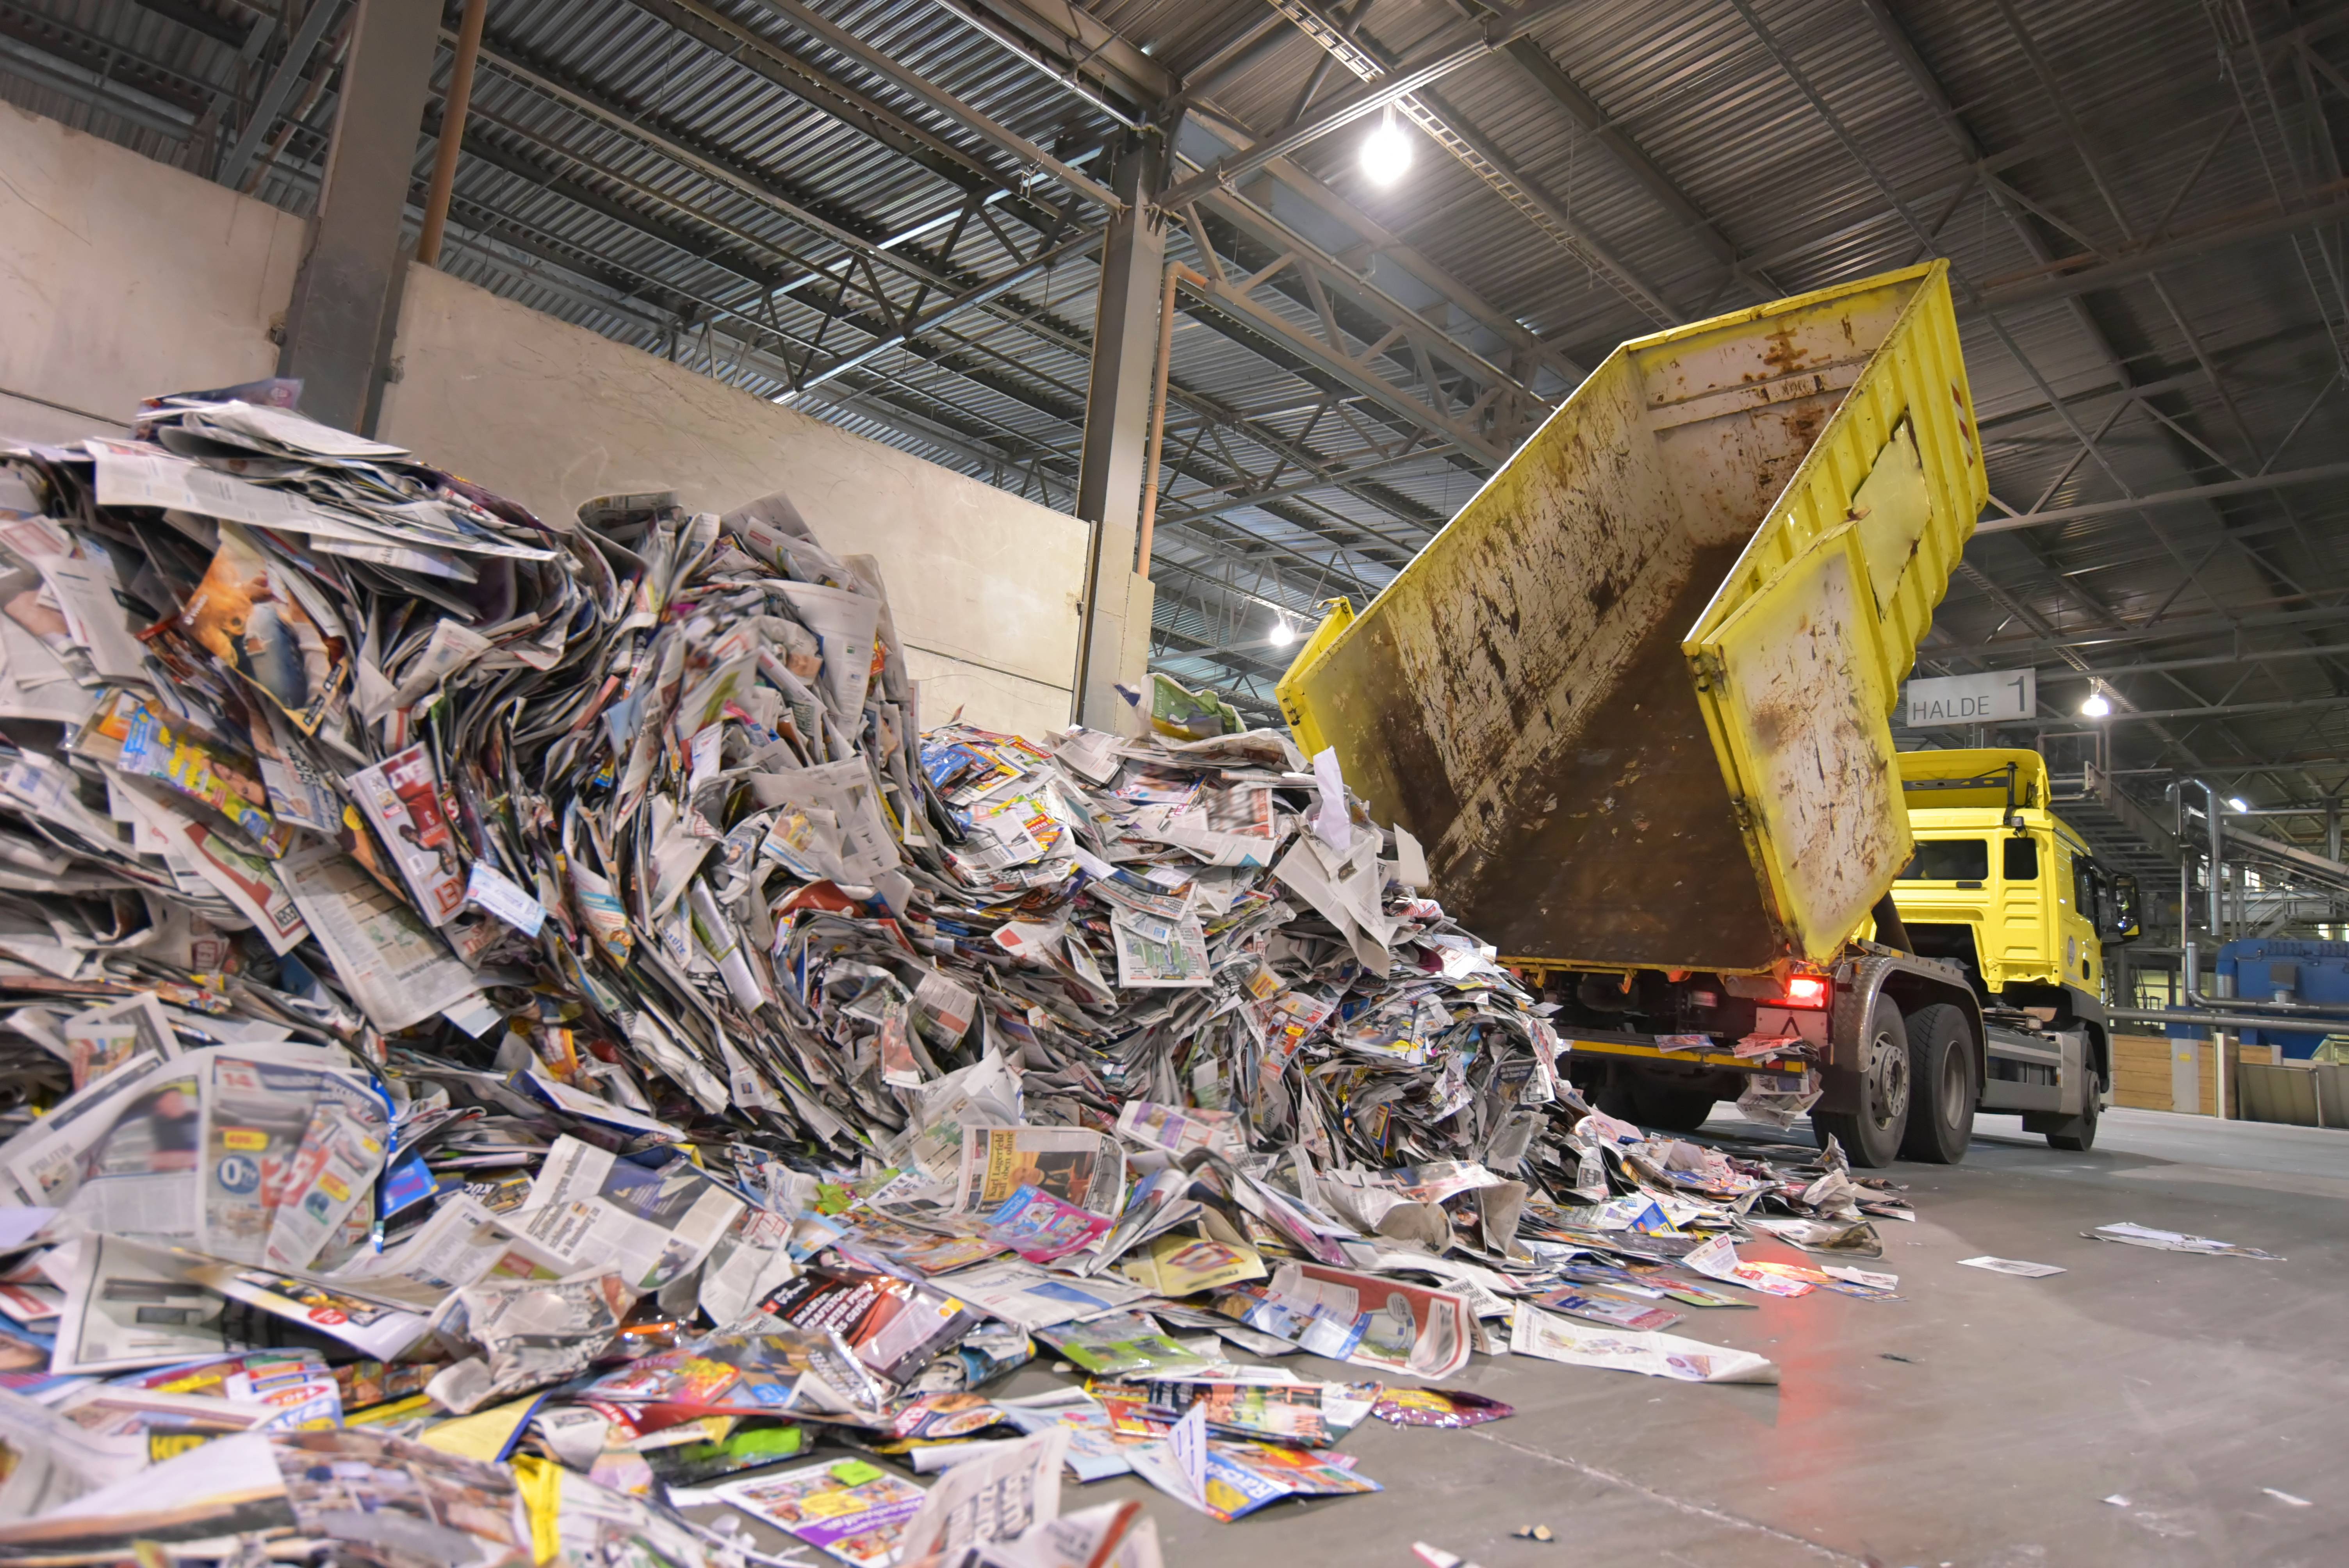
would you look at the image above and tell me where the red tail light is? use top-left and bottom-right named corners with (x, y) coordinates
top-left (1780, 975), bottom-right (1829, 1008)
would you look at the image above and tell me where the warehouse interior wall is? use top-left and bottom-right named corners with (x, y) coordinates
top-left (0, 104), bottom-right (305, 445)
top-left (0, 103), bottom-right (1093, 739)
top-left (377, 264), bottom-right (1089, 741)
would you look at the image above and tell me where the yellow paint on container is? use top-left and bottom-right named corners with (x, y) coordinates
top-left (1278, 261), bottom-right (1985, 975)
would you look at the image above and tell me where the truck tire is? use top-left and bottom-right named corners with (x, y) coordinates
top-left (1634, 1084), bottom-right (1716, 1133)
top-left (1896, 1003), bottom-right (1975, 1165)
top-left (2046, 1060), bottom-right (2102, 1151)
top-left (1814, 995), bottom-right (1911, 1168)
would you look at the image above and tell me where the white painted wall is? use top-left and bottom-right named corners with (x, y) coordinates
top-left (377, 264), bottom-right (1089, 738)
top-left (0, 104), bottom-right (306, 443)
top-left (0, 104), bottom-right (1094, 739)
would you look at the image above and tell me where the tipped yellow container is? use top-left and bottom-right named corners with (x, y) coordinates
top-left (1276, 261), bottom-right (1986, 975)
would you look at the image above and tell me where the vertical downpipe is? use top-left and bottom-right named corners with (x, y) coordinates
top-left (415, 0), bottom-right (490, 269)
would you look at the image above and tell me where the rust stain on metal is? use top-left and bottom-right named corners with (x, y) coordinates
top-left (1432, 544), bottom-right (1777, 970)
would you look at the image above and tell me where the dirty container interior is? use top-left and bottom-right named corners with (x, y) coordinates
top-left (1279, 261), bottom-right (1985, 975)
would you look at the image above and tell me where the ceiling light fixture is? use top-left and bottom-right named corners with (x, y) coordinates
top-left (1269, 618), bottom-right (1295, 648)
top-left (2228, 796), bottom-right (2249, 813)
top-left (1360, 103), bottom-right (1412, 186)
top-left (2080, 691), bottom-right (2110, 717)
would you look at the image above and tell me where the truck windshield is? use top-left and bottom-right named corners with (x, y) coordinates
top-left (1899, 839), bottom-right (1988, 880)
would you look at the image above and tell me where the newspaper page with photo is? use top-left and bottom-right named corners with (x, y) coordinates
top-left (1109, 910), bottom-right (1212, 989)
top-left (59, 996), bottom-right (179, 1091)
top-left (61, 1062), bottom-right (203, 1243)
top-left (958, 1126), bottom-right (1125, 1219)
top-left (343, 744), bottom-right (467, 927)
top-left (262, 1093), bottom-right (390, 1271)
top-left (48, 1235), bottom-right (238, 1374)
top-left (115, 787), bottom-right (308, 955)
top-left (891, 1427), bottom-right (1068, 1565)
top-left (713, 1459), bottom-right (927, 1568)
top-left (924, 1259), bottom-right (1152, 1331)
top-left (334, 1195), bottom-right (567, 1306)
top-left (0, 1053), bottom-right (168, 1206)
top-left (187, 1265), bottom-right (431, 1361)
top-left (514, 1136), bottom-right (744, 1289)
top-left (195, 1053), bottom-right (380, 1265)
top-left (1508, 1304), bottom-right (1780, 1384)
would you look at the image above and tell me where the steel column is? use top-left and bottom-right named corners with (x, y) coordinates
top-left (275, 0), bottom-right (439, 433)
top-left (1073, 132), bottom-right (1167, 727)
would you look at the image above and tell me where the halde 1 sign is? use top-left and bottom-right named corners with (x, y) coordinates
top-left (1902, 668), bottom-right (2037, 728)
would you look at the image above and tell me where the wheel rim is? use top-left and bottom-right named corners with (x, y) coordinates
top-left (1939, 1044), bottom-right (1967, 1124)
top-left (1867, 1026), bottom-right (1910, 1131)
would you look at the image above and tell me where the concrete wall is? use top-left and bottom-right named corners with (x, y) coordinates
top-left (0, 103), bottom-right (306, 443)
top-left (0, 104), bottom-right (1096, 739)
top-left (376, 265), bottom-right (1090, 739)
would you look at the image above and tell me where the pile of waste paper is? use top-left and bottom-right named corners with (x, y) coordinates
top-left (0, 385), bottom-right (1912, 1564)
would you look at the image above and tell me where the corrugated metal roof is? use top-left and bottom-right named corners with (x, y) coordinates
top-left (7, 0), bottom-right (2349, 851)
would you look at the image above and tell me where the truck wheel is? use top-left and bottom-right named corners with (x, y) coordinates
top-left (1814, 995), bottom-right (1911, 1167)
top-left (2046, 1061), bottom-right (2102, 1151)
top-left (1897, 1003), bottom-right (1976, 1165)
top-left (1635, 1085), bottom-right (1716, 1133)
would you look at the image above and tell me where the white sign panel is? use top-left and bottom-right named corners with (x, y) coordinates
top-left (1903, 668), bottom-right (2036, 728)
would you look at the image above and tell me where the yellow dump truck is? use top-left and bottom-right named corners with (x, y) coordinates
top-left (1276, 261), bottom-right (2108, 1166)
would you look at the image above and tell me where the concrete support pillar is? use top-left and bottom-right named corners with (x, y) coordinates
top-left (276, 0), bottom-right (439, 433)
top-left (1072, 132), bottom-right (1166, 729)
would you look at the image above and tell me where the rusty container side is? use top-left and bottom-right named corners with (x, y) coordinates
top-left (1682, 261), bottom-right (1986, 964)
top-left (1282, 262), bottom-right (1982, 975)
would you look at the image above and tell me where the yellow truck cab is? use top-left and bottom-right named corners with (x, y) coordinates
top-left (1890, 748), bottom-right (2140, 1116)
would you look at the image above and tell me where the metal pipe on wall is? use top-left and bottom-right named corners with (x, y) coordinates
top-left (1134, 261), bottom-right (1179, 581)
top-left (415, 0), bottom-right (489, 269)
top-left (2110, 1006), bottom-right (2349, 1032)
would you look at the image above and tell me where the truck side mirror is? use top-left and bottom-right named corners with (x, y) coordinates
top-left (2108, 871), bottom-right (2142, 943)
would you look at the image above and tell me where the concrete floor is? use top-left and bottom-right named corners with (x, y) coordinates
top-left (699, 1108), bottom-right (2349, 1567)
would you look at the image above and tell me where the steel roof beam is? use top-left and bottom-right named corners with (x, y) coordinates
top-left (217, 0), bottom-right (344, 187)
top-left (1157, 0), bottom-right (1581, 208)
top-left (1975, 190), bottom-right (2349, 311)
top-left (738, 0), bottom-right (1123, 212)
top-left (510, 6), bottom-right (1478, 542)
top-left (1977, 461), bottom-right (2349, 532)
top-left (1929, 602), bottom-right (2349, 657)
top-left (583, 0), bottom-right (1538, 524)
top-left (1182, 110), bottom-right (1583, 386)
top-left (1199, 182), bottom-right (1539, 407)
top-left (621, 0), bottom-right (1088, 247)
top-left (1494, 29), bottom-right (1770, 293)
top-left (1255, 0), bottom-right (1679, 325)
top-left (944, 0), bottom-right (1173, 110)
top-left (1984, 695), bottom-right (2349, 727)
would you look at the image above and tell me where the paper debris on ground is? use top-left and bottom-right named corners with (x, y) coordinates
top-left (1957, 1256), bottom-right (2068, 1277)
top-left (0, 386), bottom-right (1950, 1552)
top-left (2087, 1222), bottom-right (2283, 1259)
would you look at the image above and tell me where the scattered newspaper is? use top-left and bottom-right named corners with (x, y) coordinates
top-left (513, 1136), bottom-right (745, 1289)
top-left (1508, 1304), bottom-right (1780, 1384)
top-left (957, 1126), bottom-right (1125, 1219)
top-left (714, 1458), bottom-right (928, 1568)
